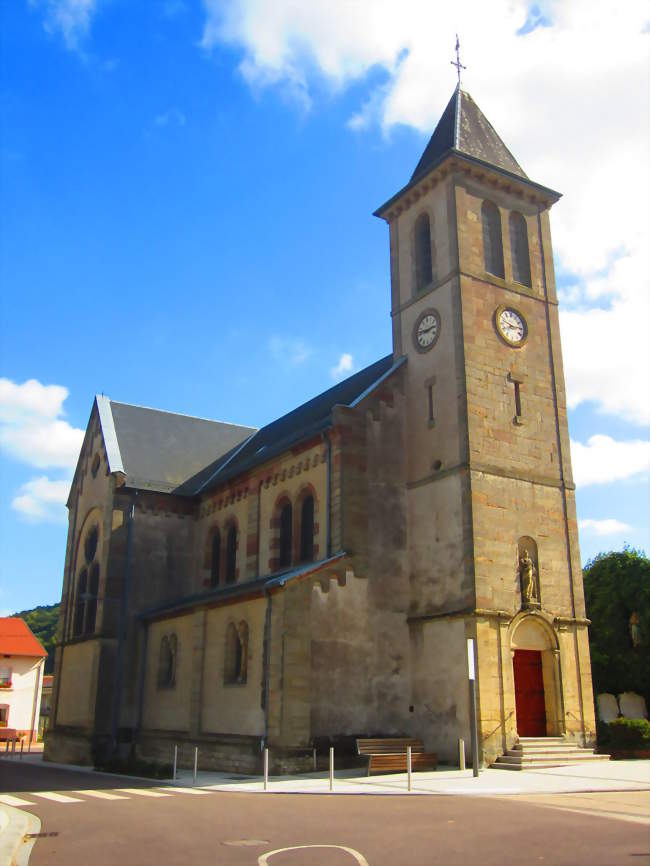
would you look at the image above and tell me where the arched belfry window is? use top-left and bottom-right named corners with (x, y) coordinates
top-left (482, 201), bottom-right (504, 279)
top-left (224, 621), bottom-right (248, 684)
top-left (299, 495), bottom-right (315, 563)
top-left (279, 502), bottom-right (292, 568)
top-left (73, 521), bottom-right (100, 638)
top-left (157, 633), bottom-right (177, 689)
top-left (509, 212), bottom-right (531, 287)
top-left (414, 212), bottom-right (433, 292)
top-left (225, 524), bottom-right (237, 584)
top-left (210, 528), bottom-right (221, 587)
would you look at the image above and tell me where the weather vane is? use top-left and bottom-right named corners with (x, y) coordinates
top-left (451, 34), bottom-right (466, 85)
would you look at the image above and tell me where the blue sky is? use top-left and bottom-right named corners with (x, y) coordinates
top-left (1, 0), bottom-right (648, 614)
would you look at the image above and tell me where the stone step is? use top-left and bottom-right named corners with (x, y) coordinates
top-left (492, 752), bottom-right (610, 770)
top-left (506, 747), bottom-right (597, 758)
top-left (516, 737), bottom-right (566, 746)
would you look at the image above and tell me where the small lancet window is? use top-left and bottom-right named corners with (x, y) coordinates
top-left (279, 503), bottom-right (292, 568)
top-left (225, 525), bottom-right (237, 584)
top-left (509, 212), bottom-right (531, 287)
top-left (414, 213), bottom-right (433, 292)
top-left (482, 201), bottom-right (504, 279)
top-left (73, 568), bottom-right (87, 637)
top-left (157, 633), bottom-right (177, 688)
top-left (299, 495), bottom-right (315, 563)
top-left (210, 529), bottom-right (221, 587)
top-left (85, 562), bottom-right (99, 634)
top-left (224, 621), bottom-right (248, 684)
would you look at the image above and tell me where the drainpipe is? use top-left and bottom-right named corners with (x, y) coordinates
top-left (133, 620), bottom-right (149, 755)
top-left (262, 588), bottom-right (273, 756)
top-left (111, 491), bottom-right (137, 757)
top-left (29, 659), bottom-right (44, 747)
top-left (321, 432), bottom-right (332, 558)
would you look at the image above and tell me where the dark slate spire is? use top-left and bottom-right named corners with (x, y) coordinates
top-left (410, 85), bottom-right (527, 183)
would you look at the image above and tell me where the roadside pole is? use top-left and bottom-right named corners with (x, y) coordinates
top-left (467, 638), bottom-right (479, 777)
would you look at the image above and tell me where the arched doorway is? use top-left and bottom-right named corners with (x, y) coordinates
top-left (510, 615), bottom-right (561, 738)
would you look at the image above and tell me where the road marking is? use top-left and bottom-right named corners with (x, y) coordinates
top-left (32, 792), bottom-right (83, 803)
top-left (157, 787), bottom-right (208, 795)
top-left (116, 788), bottom-right (171, 798)
top-left (74, 790), bottom-right (130, 800)
top-left (258, 845), bottom-right (370, 865)
top-left (0, 794), bottom-right (35, 807)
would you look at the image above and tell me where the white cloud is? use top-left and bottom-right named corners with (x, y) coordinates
top-left (579, 518), bottom-right (632, 537)
top-left (154, 108), bottom-right (187, 128)
top-left (269, 336), bottom-right (312, 366)
top-left (570, 435), bottom-right (650, 487)
top-left (31, 0), bottom-right (98, 51)
top-left (12, 476), bottom-right (71, 524)
top-left (330, 352), bottom-right (354, 380)
top-left (0, 378), bottom-right (84, 469)
top-left (201, 0), bottom-right (649, 426)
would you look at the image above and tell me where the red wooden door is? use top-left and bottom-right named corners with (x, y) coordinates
top-left (513, 649), bottom-right (546, 737)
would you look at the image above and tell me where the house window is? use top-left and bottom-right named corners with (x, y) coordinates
top-left (0, 667), bottom-right (11, 688)
top-left (225, 524), bottom-right (237, 584)
top-left (482, 200), bottom-right (504, 279)
top-left (0, 705), bottom-right (8, 727)
top-left (279, 503), bottom-right (292, 568)
top-left (157, 634), bottom-right (177, 689)
top-left (414, 212), bottom-right (433, 292)
top-left (509, 212), bottom-right (531, 287)
top-left (224, 621), bottom-right (248, 685)
top-left (210, 528), bottom-right (221, 587)
top-left (299, 495), bottom-right (315, 563)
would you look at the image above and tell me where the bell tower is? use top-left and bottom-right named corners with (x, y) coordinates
top-left (375, 86), bottom-right (596, 764)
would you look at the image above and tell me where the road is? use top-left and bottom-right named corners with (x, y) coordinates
top-left (1, 760), bottom-right (649, 865)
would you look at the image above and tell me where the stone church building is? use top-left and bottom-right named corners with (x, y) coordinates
top-left (45, 86), bottom-right (597, 771)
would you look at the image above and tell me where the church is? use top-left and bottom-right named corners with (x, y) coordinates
top-left (45, 85), bottom-right (597, 772)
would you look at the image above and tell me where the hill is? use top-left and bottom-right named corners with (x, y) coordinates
top-left (12, 603), bottom-right (60, 674)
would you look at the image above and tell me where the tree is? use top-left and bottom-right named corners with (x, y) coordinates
top-left (583, 548), bottom-right (649, 710)
top-left (13, 603), bottom-right (60, 674)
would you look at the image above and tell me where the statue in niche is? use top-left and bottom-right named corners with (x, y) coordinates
top-left (519, 547), bottom-right (539, 607)
top-left (629, 612), bottom-right (642, 649)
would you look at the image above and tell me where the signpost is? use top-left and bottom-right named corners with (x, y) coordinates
top-left (467, 638), bottom-right (479, 777)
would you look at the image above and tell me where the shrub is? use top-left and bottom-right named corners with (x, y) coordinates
top-left (597, 718), bottom-right (650, 751)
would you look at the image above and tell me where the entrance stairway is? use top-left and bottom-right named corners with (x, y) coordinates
top-left (491, 737), bottom-right (610, 770)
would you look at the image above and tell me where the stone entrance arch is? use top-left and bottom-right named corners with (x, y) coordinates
top-left (509, 614), bottom-right (563, 737)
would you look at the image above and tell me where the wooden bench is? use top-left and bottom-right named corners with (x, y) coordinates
top-left (356, 738), bottom-right (437, 776)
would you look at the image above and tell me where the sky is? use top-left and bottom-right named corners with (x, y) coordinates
top-left (1, 0), bottom-right (648, 615)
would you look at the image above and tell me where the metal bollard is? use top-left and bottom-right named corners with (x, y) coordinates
top-left (458, 738), bottom-right (466, 771)
top-left (313, 748), bottom-right (317, 772)
top-left (20, 741), bottom-right (24, 760)
top-left (193, 747), bottom-right (198, 786)
top-left (12, 740), bottom-right (16, 756)
top-left (329, 747), bottom-right (334, 792)
top-left (263, 748), bottom-right (269, 791)
top-left (173, 745), bottom-right (178, 781)
top-left (407, 745), bottom-right (412, 792)
top-left (4, 740), bottom-right (8, 754)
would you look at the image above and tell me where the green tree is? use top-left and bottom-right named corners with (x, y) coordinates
top-left (583, 548), bottom-right (649, 709)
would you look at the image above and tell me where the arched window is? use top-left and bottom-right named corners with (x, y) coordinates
top-left (414, 213), bottom-right (433, 292)
top-left (73, 568), bottom-right (87, 637)
top-left (85, 563), bottom-right (99, 634)
top-left (509, 212), bottom-right (531, 287)
top-left (210, 529), bottom-right (221, 587)
top-left (225, 524), bottom-right (237, 584)
top-left (299, 495), bottom-right (315, 563)
top-left (224, 621), bottom-right (248, 684)
top-left (157, 633), bottom-right (177, 689)
top-left (279, 503), bottom-right (292, 568)
top-left (482, 201), bottom-right (504, 279)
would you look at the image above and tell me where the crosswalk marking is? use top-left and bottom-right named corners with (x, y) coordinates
top-left (74, 789), bottom-right (130, 800)
top-left (32, 792), bottom-right (83, 803)
top-left (157, 786), bottom-right (207, 795)
top-left (116, 788), bottom-right (171, 798)
top-left (0, 794), bottom-right (35, 807)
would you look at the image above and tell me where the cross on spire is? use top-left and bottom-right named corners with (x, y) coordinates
top-left (450, 34), bottom-right (466, 85)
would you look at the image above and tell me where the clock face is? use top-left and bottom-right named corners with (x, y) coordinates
top-left (496, 306), bottom-right (527, 346)
top-left (413, 309), bottom-right (441, 352)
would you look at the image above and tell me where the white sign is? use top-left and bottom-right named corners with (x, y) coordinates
top-left (467, 639), bottom-right (475, 681)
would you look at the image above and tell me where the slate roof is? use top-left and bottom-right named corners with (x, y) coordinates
top-left (410, 85), bottom-right (527, 184)
top-left (97, 398), bottom-right (256, 495)
top-left (93, 354), bottom-right (405, 499)
top-left (194, 353), bottom-right (404, 495)
top-left (0, 618), bottom-right (47, 658)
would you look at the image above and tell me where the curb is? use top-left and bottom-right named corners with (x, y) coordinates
top-left (0, 806), bottom-right (40, 866)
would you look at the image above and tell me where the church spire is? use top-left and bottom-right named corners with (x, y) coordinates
top-left (410, 88), bottom-right (527, 185)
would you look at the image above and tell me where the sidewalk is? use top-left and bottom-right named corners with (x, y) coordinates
top-left (4, 751), bottom-right (650, 796)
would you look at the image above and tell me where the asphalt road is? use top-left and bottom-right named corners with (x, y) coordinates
top-left (1, 761), bottom-right (649, 866)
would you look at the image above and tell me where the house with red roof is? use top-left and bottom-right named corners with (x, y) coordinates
top-left (0, 617), bottom-right (47, 743)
